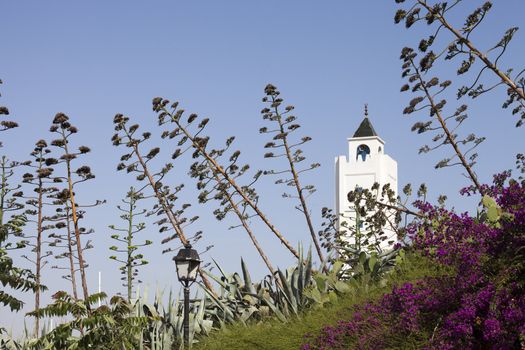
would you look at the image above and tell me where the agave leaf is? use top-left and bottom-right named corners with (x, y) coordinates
top-left (277, 270), bottom-right (298, 314)
top-left (202, 269), bottom-right (230, 290)
top-left (190, 311), bottom-right (198, 345)
top-left (303, 247), bottom-right (313, 296)
top-left (212, 258), bottom-right (230, 281)
top-left (242, 294), bottom-right (258, 305)
top-left (291, 269), bottom-right (300, 305)
top-left (261, 295), bottom-right (287, 322)
top-left (231, 272), bottom-right (243, 298)
top-left (197, 295), bottom-right (206, 320)
top-left (297, 245), bottom-right (304, 300)
top-left (240, 305), bottom-right (258, 322)
top-left (167, 289), bottom-right (175, 320)
top-left (198, 282), bottom-right (235, 322)
top-left (241, 258), bottom-right (256, 295)
top-left (199, 319), bottom-right (213, 335)
top-left (259, 305), bottom-right (270, 317)
top-left (286, 266), bottom-right (295, 280)
top-left (368, 254), bottom-right (377, 272)
top-left (359, 251), bottom-right (367, 265)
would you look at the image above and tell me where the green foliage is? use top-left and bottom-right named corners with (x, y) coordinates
top-left (0, 79), bottom-right (40, 314)
top-left (0, 210), bottom-right (40, 312)
top-left (193, 252), bottom-right (448, 350)
top-left (0, 334), bottom-right (24, 350)
top-left (318, 181), bottom-right (408, 272)
top-left (480, 194), bottom-right (515, 228)
top-left (6, 287), bottom-right (211, 349)
top-left (200, 245), bottom-right (339, 326)
top-left (26, 291), bottom-right (149, 349)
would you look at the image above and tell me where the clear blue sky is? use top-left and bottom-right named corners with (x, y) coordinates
top-left (1, 1), bottom-right (523, 332)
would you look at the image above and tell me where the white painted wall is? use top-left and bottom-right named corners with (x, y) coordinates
top-left (335, 133), bottom-right (398, 252)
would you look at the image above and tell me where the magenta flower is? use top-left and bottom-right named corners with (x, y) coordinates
top-left (303, 174), bottom-right (525, 349)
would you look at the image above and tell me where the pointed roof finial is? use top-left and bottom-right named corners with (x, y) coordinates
top-left (353, 104), bottom-right (378, 137)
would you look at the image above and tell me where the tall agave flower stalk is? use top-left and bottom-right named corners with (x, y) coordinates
top-left (185, 130), bottom-right (276, 276)
top-left (48, 189), bottom-right (82, 299)
top-left (395, 1), bottom-right (525, 127)
top-left (399, 48), bottom-right (485, 194)
top-left (49, 113), bottom-right (101, 303)
top-left (109, 187), bottom-right (152, 301)
top-left (260, 84), bottom-right (325, 265)
top-left (15, 140), bottom-right (58, 336)
top-left (205, 171), bottom-right (276, 276)
top-left (152, 97), bottom-right (300, 259)
top-left (111, 113), bottom-right (216, 293)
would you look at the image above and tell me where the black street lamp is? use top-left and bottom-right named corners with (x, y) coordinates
top-left (173, 243), bottom-right (201, 348)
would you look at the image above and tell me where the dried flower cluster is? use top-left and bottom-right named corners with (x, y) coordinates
top-left (395, 0), bottom-right (525, 127)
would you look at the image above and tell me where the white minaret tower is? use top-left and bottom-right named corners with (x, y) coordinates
top-left (335, 105), bottom-right (398, 252)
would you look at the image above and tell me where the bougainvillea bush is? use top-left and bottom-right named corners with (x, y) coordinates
top-left (303, 173), bottom-right (525, 349)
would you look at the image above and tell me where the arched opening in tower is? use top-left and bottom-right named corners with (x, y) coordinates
top-left (356, 144), bottom-right (370, 161)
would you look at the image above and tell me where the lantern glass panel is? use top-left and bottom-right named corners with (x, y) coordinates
top-left (176, 260), bottom-right (190, 281)
top-left (187, 260), bottom-right (199, 281)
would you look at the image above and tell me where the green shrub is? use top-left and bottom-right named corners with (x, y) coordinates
top-left (193, 252), bottom-right (449, 350)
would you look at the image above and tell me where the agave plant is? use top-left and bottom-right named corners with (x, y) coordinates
top-left (201, 258), bottom-right (275, 324)
top-left (135, 287), bottom-right (213, 349)
top-left (17, 247), bottom-right (370, 349)
top-left (199, 245), bottom-right (350, 325)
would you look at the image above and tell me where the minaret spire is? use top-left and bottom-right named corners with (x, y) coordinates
top-left (353, 104), bottom-right (377, 138)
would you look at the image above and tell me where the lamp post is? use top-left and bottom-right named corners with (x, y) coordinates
top-left (173, 244), bottom-right (201, 348)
